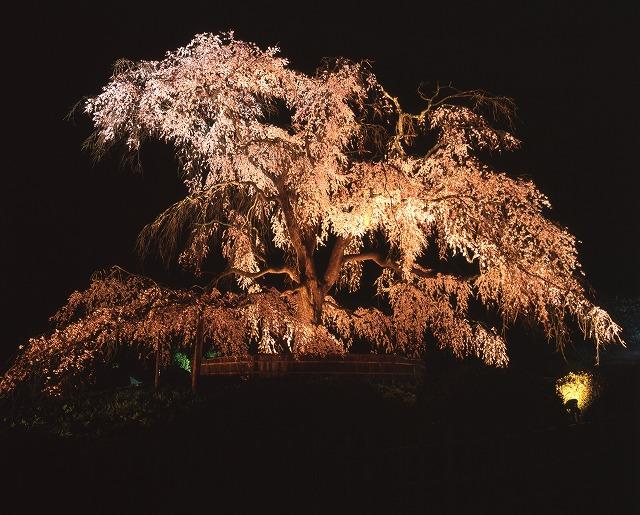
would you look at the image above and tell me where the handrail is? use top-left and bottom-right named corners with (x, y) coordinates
top-left (191, 352), bottom-right (424, 392)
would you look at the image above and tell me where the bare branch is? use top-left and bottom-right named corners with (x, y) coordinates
top-left (343, 252), bottom-right (433, 278)
top-left (213, 266), bottom-right (300, 286)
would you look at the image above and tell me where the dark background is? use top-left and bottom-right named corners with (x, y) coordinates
top-left (2, 1), bottom-right (639, 365)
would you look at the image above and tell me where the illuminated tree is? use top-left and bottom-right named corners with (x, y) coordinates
top-left (1, 33), bottom-right (624, 396)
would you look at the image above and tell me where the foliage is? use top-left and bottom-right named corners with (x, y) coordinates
top-left (1, 385), bottom-right (197, 438)
top-left (1, 32), bottom-right (624, 397)
top-left (0, 378), bottom-right (417, 439)
top-left (173, 349), bottom-right (192, 373)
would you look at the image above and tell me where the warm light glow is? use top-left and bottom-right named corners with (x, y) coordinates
top-left (556, 372), bottom-right (597, 411)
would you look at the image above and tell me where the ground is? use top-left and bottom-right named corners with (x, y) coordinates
top-left (1, 352), bottom-right (637, 514)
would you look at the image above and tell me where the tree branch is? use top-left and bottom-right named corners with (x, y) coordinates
top-left (343, 252), bottom-right (479, 282)
top-left (213, 266), bottom-right (300, 286)
top-left (199, 180), bottom-right (279, 204)
top-left (275, 181), bottom-right (317, 283)
top-left (343, 251), bottom-right (402, 272)
top-left (322, 236), bottom-right (350, 293)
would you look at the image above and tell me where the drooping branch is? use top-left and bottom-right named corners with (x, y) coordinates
top-left (137, 179), bottom-right (279, 268)
top-left (0, 269), bottom-right (345, 397)
top-left (210, 180), bottom-right (280, 204)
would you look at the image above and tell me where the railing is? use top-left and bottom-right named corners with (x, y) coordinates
top-left (186, 319), bottom-right (424, 392)
top-left (197, 353), bottom-right (424, 378)
top-left (150, 317), bottom-right (425, 392)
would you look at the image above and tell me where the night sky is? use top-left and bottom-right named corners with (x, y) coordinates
top-left (2, 1), bottom-right (639, 364)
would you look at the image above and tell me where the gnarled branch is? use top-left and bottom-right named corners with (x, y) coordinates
top-left (213, 266), bottom-right (300, 286)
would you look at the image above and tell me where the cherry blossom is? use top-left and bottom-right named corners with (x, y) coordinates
top-left (1, 33), bottom-right (624, 396)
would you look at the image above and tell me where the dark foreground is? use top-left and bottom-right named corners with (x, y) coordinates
top-left (1, 359), bottom-right (638, 514)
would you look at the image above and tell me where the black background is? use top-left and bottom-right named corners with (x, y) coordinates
top-left (2, 1), bottom-right (639, 365)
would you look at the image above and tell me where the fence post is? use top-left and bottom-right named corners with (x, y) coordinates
top-left (154, 341), bottom-right (161, 390)
top-left (191, 313), bottom-right (204, 394)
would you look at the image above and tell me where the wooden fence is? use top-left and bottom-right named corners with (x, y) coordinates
top-left (150, 317), bottom-right (425, 392)
top-left (186, 318), bottom-right (424, 392)
top-left (197, 353), bottom-right (423, 380)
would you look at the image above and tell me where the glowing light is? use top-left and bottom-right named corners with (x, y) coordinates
top-left (555, 371), bottom-right (597, 411)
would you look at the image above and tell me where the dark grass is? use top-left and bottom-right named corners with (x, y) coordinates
top-left (1, 356), bottom-right (637, 515)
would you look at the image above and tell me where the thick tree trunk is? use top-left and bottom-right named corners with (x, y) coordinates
top-left (298, 279), bottom-right (324, 325)
top-left (301, 237), bottom-right (349, 325)
top-left (276, 186), bottom-right (349, 326)
top-left (308, 279), bottom-right (325, 324)
top-left (276, 187), bottom-right (326, 324)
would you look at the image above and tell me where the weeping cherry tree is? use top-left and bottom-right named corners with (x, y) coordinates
top-left (1, 32), bottom-right (624, 396)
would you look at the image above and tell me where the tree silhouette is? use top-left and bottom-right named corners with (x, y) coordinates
top-left (1, 33), bottom-right (624, 396)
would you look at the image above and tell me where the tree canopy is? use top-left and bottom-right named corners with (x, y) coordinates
top-left (1, 32), bottom-right (624, 396)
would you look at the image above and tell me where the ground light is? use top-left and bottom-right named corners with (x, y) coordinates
top-left (556, 371), bottom-right (599, 422)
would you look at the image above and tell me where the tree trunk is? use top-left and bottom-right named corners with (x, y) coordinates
top-left (276, 188), bottom-right (348, 326)
top-left (191, 314), bottom-right (204, 394)
top-left (299, 278), bottom-right (325, 325)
